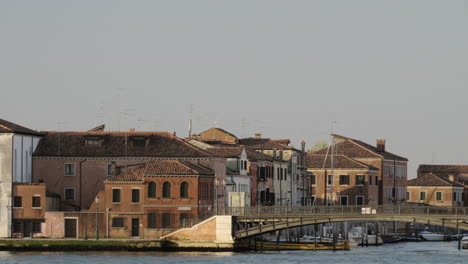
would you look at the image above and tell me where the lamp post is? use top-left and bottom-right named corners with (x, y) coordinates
top-left (214, 179), bottom-right (219, 215)
top-left (95, 196), bottom-right (99, 240)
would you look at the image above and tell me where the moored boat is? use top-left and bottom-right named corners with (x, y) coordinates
top-left (249, 240), bottom-right (350, 251)
top-left (460, 235), bottom-right (468, 249)
top-left (419, 230), bottom-right (445, 241)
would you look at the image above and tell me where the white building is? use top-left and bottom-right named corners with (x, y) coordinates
top-left (0, 119), bottom-right (42, 237)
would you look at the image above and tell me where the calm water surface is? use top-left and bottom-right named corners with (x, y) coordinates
top-left (0, 242), bottom-right (467, 264)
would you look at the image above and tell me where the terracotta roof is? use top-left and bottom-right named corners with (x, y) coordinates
top-left (246, 149), bottom-right (274, 162)
top-left (306, 154), bottom-right (379, 170)
top-left (418, 165), bottom-right (468, 174)
top-left (108, 160), bottom-right (213, 181)
top-left (33, 131), bottom-right (212, 158)
top-left (407, 173), bottom-right (464, 187)
top-left (0, 119), bottom-right (42, 136)
top-left (206, 146), bottom-right (244, 158)
top-left (313, 134), bottom-right (408, 161)
top-left (239, 138), bottom-right (294, 150)
top-left (199, 127), bottom-right (238, 140)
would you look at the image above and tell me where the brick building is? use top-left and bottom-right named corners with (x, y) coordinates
top-left (11, 183), bottom-right (46, 238)
top-left (32, 130), bottom-right (225, 212)
top-left (313, 135), bottom-right (408, 205)
top-left (96, 160), bottom-right (214, 239)
top-left (306, 155), bottom-right (379, 206)
top-left (407, 173), bottom-right (464, 206)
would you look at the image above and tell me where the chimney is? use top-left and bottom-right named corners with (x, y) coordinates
top-left (448, 175), bottom-right (455, 183)
top-left (301, 141), bottom-right (306, 152)
top-left (129, 128), bottom-right (135, 132)
top-left (173, 131), bottom-right (177, 137)
top-left (273, 148), bottom-right (277, 159)
top-left (255, 133), bottom-right (262, 139)
top-left (111, 161), bottom-right (117, 176)
top-left (376, 139), bottom-right (386, 152)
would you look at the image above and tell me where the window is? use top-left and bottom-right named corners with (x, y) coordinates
top-left (132, 138), bottom-right (146, 148)
top-left (64, 189), bottom-right (75, 201)
top-left (32, 222), bottom-right (41, 233)
top-left (13, 196), bottom-right (22, 208)
top-left (112, 188), bottom-right (121, 203)
top-left (407, 192), bottom-right (411, 201)
top-left (311, 196), bottom-right (316, 205)
top-left (340, 196), bottom-right (348, 205)
top-left (32, 196), bottom-right (41, 208)
top-left (85, 138), bottom-right (102, 146)
top-left (13, 222), bottom-right (22, 233)
top-left (339, 175), bottom-right (349, 185)
top-left (163, 182), bottom-right (171, 198)
top-left (453, 192), bottom-right (457, 202)
top-left (420, 191), bottom-right (426, 201)
top-left (375, 176), bottom-right (378, 185)
top-left (327, 175), bottom-right (333, 185)
top-left (148, 182), bottom-right (156, 198)
top-left (311, 174), bottom-right (316, 185)
top-left (65, 164), bottom-right (75, 176)
top-left (162, 213), bottom-right (171, 228)
top-left (369, 175), bottom-right (372, 185)
top-left (356, 196), bottom-right (364, 205)
top-left (244, 161), bottom-right (247, 170)
top-left (132, 188), bottom-right (140, 203)
top-left (106, 163), bottom-right (114, 176)
top-left (180, 182), bottom-right (189, 198)
top-left (355, 175), bottom-right (365, 185)
top-left (436, 191), bottom-right (443, 201)
top-left (284, 168), bottom-right (287, 180)
top-left (112, 218), bottom-right (124, 227)
top-left (147, 213), bottom-right (156, 228)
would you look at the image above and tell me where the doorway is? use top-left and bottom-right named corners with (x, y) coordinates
top-left (131, 218), bottom-right (139, 237)
top-left (64, 218), bottom-right (78, 238)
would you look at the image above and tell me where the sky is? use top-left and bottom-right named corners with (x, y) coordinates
top-left (1, 0), bottom-right (467, 177)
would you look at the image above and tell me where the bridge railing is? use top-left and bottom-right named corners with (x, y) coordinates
top-left (226, 205), bottom-right (468, 217)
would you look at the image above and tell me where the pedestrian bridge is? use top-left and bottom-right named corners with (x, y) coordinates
top-left (230, 205), bottom-right (468, 239)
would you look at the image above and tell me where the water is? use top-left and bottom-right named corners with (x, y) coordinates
top-left (0, 242), bottom-right (466, 264)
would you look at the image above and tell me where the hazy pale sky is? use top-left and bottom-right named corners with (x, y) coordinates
top-left (1, 0), bottom-right (467, 177)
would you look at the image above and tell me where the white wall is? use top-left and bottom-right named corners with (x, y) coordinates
top-left (0, 134), bottom-right (13, 237)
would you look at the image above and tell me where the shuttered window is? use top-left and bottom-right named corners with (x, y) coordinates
top-left (147, 213), bottom-right (156, 228)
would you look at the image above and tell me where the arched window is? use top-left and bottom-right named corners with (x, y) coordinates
top-left (163, 182), bottom-right (171, 198)
top-left (148, 182), bottom-right (156, 198)
top-left (180, 182), bottom-right (189, 198)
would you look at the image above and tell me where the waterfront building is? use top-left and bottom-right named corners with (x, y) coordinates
top-left (407, 173), bottom-right (465, 206)
top-left (313, 135), bottom-right (408, 205)
top-left (32, 128), bottom-right (225, 211)
top-left (306, 154), bottom-right (379, 206)
top-left (0, 119), bottom-right (43, 238)
top-left (98, 160), bottom-right (214, 239)
top-left (11, 183), bottom-right (46, 238)
top-left (239, 134), bottom-right (309, 206)
top-left (417, 164), bottom-right (468, 206)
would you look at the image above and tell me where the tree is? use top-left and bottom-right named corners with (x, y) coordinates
top-left (308, 141), bottom-right (329, 153)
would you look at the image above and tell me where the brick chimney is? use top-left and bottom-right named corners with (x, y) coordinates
top-left (376, 139), bottom-right (386, 152)
top-left (255, 133), bottom-right (262, 139)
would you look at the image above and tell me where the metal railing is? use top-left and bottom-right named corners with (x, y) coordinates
top-left (226, 205), bottom-right (468, 217)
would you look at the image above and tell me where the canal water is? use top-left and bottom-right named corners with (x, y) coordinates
top-left (0, 242), bottom-right (466, 264)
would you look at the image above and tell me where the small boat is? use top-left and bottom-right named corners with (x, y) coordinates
top-left (348, 226), bottom-right (383, 246)
top-left (382, 235), bottom-right (404, 244)
top-left (419, 230), bottom-right (445, 241)
top-left (249, 239), bottom-right (350, 251)
top-left (460, 235), bottom-right (468, 249)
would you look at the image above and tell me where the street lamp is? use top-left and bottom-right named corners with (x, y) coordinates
top-left (95, 196), bottom-right (99, 240)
